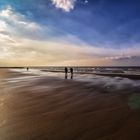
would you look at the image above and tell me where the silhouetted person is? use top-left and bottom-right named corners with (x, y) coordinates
top-left (70, 67), bottom-right (73, 79)
top-left (65, 67), bottom-right (68, 79)
top-left (27, 67), bottom-right (29, 71)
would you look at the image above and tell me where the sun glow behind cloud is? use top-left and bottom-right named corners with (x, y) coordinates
top-left (0, 5), bottom-right (140, 66)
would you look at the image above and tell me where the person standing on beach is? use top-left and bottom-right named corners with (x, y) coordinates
top-left (70, 67), bottom-right (73, 79)
top-left (65, 67), bottom-right (68, 79)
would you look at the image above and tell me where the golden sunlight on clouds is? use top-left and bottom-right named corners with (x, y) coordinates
top-left (0, 38), bottom-right (108, 66)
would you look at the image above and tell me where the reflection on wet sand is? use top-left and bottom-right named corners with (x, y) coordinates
top-left (0, 69), bottom-right (140, 140)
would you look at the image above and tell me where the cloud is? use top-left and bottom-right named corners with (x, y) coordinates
top-left (105, 46), bottom-right (140, 60)
top-left (51, 0), bottom-right (77, 12)
top-left (0, 6), bottom-right (140, 66)
top-left (0, 6), bottom-right (41, 39)
top-left (106, 55), bottom-right (132, 61)
top-left (104, 48), bottom-right (140, 66)
top-left (84, 0), bottom-right (88, 4)
top-left (0, 37), bottom-right (111, 66)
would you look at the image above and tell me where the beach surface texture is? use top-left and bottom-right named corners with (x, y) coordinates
top-left (0, 69), bottom-right (140, 140)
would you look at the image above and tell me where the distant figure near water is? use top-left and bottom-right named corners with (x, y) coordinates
top-left (65, 67), bottom-right (68, 79)
top-left (27, 67), bottom-right (29, 71)
top-left (70, 67), bottom-right (73, 79)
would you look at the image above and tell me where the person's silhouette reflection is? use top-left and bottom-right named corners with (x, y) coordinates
top-left (65, 67), bottom-right (68, 79)
top-left (70, 67), bottom-right (73, 79)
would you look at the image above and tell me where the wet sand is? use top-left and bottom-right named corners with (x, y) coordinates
top-left (0, 69), bottom-right (140, 140)
top-left (94, 72), bottom-right (140, 80)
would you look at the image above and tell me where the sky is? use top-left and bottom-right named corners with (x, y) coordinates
top-left (0, 0), bottom-right (140, 66)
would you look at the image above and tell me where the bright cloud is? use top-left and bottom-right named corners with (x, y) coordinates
top-left (0, 6), bottom-right (39, 30)
top-left (0, 6), bottom-right (41, 39)
top-left (51, 0), bottom-right (77, 12)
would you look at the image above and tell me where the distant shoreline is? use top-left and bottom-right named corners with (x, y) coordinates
top-left (0, 66), bottom-right (140, 69)
top-left (1, 67), bottom-right (140, 80)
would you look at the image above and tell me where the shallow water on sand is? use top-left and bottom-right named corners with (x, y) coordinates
top-left (10, 68), bottom-right (140, 90)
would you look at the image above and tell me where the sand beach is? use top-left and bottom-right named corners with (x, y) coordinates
top-left (0, 69), bottom-right (140, 140)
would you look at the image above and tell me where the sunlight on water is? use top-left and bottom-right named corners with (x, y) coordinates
top-left (10, 68), bottom-right (140, 91)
